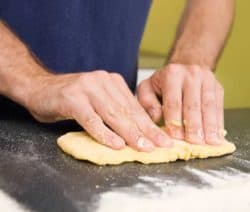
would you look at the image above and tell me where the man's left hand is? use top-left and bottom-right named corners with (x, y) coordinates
top-left (137, 64), bottom-right (224, 145)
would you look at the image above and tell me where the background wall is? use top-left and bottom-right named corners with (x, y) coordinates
top-left (139, 0), bottom-right (250, 109)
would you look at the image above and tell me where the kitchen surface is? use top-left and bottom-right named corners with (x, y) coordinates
top-left (0, 0), bottom-right (249, 211)
top-left (0, 70), bottom-right (250, 212)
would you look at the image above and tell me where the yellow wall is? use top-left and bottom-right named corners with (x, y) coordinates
top-left (140, 1), bottom-right (250, 109)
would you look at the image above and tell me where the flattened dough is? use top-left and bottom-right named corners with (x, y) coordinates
top-left (57, 131), bottom-right (236, 165)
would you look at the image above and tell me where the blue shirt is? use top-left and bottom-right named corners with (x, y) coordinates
top-left (0, 0), bottom-right (151, 91)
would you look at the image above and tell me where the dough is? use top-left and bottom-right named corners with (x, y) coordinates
top-left (57, 131), bottom-right (236, 165)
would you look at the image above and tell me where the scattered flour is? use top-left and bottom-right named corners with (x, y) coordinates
top-left (0, 190), bottom-right (29, 212)
top-left (96, 167), bottom-right (250, 212)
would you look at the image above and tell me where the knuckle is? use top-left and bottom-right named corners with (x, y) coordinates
top-left (59, 87), bottom-right (84, 117)
top-left (77, 74), bottom-right (98, 94)
top-left (84, 115), bottom-right (101, 129)
top-left (203, 69), bottom-right (215, 81)
top-left (190, 64), bottom-right (200, 70)
top-left (187, 66), bottom-right (202, 80)
top-left (184, 101), bottom-right (200, 112)
top-left (106, 106), bottom-right (118, 118)
top-left (186, 77), bottom-right (201, 87)
top-left (202, 93), bottom-right (216, 109)
top-left (110, 73), bottom-right (124, 82)
top-left (103, 105), bottom-right (121, 123)
top-left (77, 73), bottom-right (94, 86)
top-left (165, 99), bottom-right (182, 110)
top-left (95, 70), bottom-right (109, 78)
top-left (166, 65), bottom-right (182, 76)
top-left (78, 73), bottom-right (87, 82)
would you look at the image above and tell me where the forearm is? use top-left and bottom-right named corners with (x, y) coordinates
top-left (0, 21), bottom-right (52, 107)
top-left (168, 0), bottom-right (235, 69)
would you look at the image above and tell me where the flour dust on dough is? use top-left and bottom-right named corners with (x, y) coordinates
top-left (57, 131), bottom-right (236, 165)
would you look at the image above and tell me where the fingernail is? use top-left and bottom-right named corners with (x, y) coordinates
top-left (106, 137), bottom-right (125, 150)
top-left (171, 120), bottom-right (183, 127)
top-left (156, 134), bottom-right (173, 148)
top-left (137, 137), bottom-right (155, 152)
top-left (166, 124), bottom-right (184, 140)
top-left (170, 128), bottom-right (184, 140)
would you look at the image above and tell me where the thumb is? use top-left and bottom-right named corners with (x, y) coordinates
top-left (136, 78), bottom-right (162, 123)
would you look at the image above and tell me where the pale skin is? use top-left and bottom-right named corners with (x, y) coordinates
top-left (0, 0), bottom-right (235, 152)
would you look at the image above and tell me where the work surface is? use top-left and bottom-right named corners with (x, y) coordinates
top-left (0, 103), bottom-right (250, 211)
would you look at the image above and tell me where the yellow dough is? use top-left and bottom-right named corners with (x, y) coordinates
top-left (57, 131), bottom-right (236, 165)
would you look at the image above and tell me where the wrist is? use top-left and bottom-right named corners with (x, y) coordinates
top-left (0, 60), bottom-right (53, 108)
top-left (22, 69), bottom-right (53, 108)
top-left (0, 21), bottom-right (55, 108)
top-left (169, 46), bottom-right (214, 70)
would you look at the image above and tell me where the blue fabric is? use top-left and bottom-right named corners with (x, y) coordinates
top-left (0, 0), bottom-right (151, 91)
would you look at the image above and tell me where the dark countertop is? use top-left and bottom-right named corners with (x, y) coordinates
top-left (0, 100), bottom-right (250, 212)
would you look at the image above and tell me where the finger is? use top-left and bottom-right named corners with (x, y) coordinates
top-left (110, 73), bottom-right (172, 148)
top-left (137, 79), bottom-right (162, 123)
top-left (202, 71), bottom-right (220, 145)
top-left (216, 82), bottom-right (225, 140)
top-left (89, 87), bottom-right (155, 152)
top-left (183, 69), bottom-right (204, 144)
top-left (162, 67), bottom-right (184, 140)
top-left (71, 97), bottom-right (126, 150)
top-left (133, 115), bottom-right (173, 148)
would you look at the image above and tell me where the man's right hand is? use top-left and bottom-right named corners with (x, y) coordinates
top-left (27, 70), bottom-right (172, 151)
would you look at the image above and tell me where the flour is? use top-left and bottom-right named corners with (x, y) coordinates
top-left (96, 167), bottom-right (250, 212)
top-left (0, 190), bottom-right (29, 212)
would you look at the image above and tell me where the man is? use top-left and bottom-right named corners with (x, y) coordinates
top-left (0, 0), bottom-right (235, 152)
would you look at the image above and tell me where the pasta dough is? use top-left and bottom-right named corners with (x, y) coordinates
top-left (57, 131), bottom-right (236, 165)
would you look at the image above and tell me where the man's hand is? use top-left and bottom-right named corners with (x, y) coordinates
top-left (27, 71), bottom-right (172, 151)
top-left (0, 21), bottom-right (172, 152)
top-left (137, 0), bottom-right (234, 145)
top-left (137, 64), bottom-right (224, 145)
